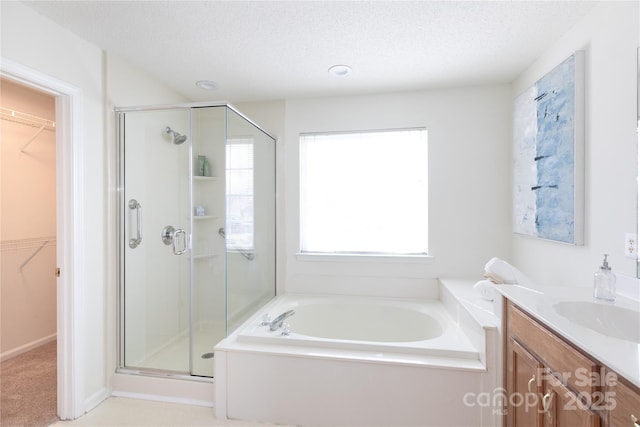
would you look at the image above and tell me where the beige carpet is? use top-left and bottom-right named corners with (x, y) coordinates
top-left (1, 340), bottom-right (58, 427)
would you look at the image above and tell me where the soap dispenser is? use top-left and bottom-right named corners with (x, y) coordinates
top-left (593, 254), bottom-right (616, 301)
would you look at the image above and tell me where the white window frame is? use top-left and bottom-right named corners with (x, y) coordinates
top-left (299, 128), bottom-right (429, 259)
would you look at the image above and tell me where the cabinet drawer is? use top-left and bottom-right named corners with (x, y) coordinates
top-left (508, 302), bottom-right (599, 396)
top-left (609, 377), bottom-right (640, 427)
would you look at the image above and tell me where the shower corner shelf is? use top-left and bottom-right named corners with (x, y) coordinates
top-left (193, 253), bottom-right (218, 260)
top-left (194, 215), bottom-right (218, 221)
top-left (193, 176), bottom-right (217, 181)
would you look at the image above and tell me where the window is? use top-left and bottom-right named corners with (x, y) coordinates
top-left (300, 128), bottom-right (428, 256)
top-left (226, 139), bottom-right (254, 250)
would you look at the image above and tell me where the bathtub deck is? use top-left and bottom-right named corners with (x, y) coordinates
top-left (217, 337), bottom-right (486, 371)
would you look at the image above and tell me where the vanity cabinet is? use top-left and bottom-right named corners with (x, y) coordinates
top-left (504, 299), bottom-right (640, 427)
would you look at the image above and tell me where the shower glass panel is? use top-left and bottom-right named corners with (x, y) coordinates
top-left (190, 106), bottom-right (226, 377)
top-left (225, 109), bottom-right (276, 333)
top-left (118, 104), bottom-right (275, 379)
top-left (121, 108), bottom-right (192, 374)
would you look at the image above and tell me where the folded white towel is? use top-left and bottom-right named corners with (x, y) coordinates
top-left (473, 280), bottom-right (495, 301)
top-left (484, 257), bottom-right (518, 284)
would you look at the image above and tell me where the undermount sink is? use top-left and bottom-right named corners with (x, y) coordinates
top-left (552, 301), bottom-right (640, 343)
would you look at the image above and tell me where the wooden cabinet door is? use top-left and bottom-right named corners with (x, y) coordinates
top-left (609, 377), bottom-right (640, 427)
top-left (542, 373), bottom-right (600, 427)
top-left (507, 338), bottom-right (544, 427)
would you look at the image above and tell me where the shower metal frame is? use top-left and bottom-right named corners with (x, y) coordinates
top-left (114, 101), bottom-right (276, 381)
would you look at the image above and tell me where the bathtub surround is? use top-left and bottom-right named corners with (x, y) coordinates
top-left (215, 279), bottom-right (501, 426)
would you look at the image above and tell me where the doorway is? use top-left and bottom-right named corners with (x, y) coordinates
top-left (0, 78), bottom-right (58, 425)
top-left (0, 58), bottom-right (85, 421)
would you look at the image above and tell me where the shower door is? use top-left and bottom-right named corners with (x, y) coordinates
top-left (120, 108), bottom-right (193, 374)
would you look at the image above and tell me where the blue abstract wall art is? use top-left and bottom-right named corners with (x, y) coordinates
top-left (513, 52), bottom-right (584, 244)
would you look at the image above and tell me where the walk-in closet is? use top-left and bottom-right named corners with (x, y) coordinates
top-left (1, 78), bottom-right (58, 426)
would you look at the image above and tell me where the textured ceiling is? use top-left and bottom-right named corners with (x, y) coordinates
top-left (25, 1), bottom-right (598, 103)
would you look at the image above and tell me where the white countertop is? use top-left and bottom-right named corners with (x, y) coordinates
top-left (494, 284), bottom-right (640, 389)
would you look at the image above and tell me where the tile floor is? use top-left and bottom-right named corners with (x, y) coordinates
top-left (49, 397), bottom-right (290, 426)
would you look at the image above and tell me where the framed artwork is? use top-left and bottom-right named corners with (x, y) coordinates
top-left (513, 51), bottom-right (585, 244)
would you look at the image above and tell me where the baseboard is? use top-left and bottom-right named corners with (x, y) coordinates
top-left (111, 390), bottom-right (213, 408)
top-left (84, 387), bottom-right (111, 414)
top-left (0, 333), bottom-right (56, 362)
top-left (111, 372), bottom-right (214, 408)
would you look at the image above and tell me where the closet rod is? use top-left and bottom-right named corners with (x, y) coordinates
top-left (0, 107), bottom-right (56, 130)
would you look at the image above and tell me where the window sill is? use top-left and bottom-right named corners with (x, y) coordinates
top-left (296, 252), bottom-right (434, 264)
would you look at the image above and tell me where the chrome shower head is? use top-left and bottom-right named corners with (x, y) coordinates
top-left (165, 126), bottom-right (187, 145)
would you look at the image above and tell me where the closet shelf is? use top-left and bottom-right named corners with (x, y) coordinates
top-left (193, 176), bottom-right (217, 181)
top-left (1, 107), bottom-right (56, 152)
top-left (1, 107), bottom-right (56, 130)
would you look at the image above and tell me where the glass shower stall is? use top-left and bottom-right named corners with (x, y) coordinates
top-left (116, 103), bottom-right (275, 378)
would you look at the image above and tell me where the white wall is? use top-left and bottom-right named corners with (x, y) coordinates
top-left (105, 53), bottom-right (190, 107)
top-left (512, 1), bottom-right (639, 287)
top-left (1, 0), bottom-right (107, 414)
top-left (1, 2), bottom-right (190, 416)
top-left (280, 86), bottom-right (513, 296)
top-left (243, 0), bottom-right (639, 296)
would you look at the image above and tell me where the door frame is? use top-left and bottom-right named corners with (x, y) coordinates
top-left (1, 58), bottom-right (84, 420)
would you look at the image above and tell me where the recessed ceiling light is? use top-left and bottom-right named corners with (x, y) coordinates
top-left (328, 65), bottom-right (352, 77)
top-left (195, 80), bottom-right (219, 91)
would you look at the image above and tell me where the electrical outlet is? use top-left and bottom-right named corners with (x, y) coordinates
top-left (624, 233), bottom-right (637, 258)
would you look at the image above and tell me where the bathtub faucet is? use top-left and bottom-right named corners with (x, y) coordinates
top-left (269, 309), bottom-right (295, 331)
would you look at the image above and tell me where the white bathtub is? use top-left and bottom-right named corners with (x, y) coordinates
top-left (236, 294), bottom-right (480, 360)
top-left (215, 288), bottom-right (499, 426)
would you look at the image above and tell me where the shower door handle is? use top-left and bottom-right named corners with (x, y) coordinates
top-left (128, 199), bottom-right (142, 248)
top-left (173, 229), bottom-right (188, 255)
top-left (162, 225), bottom-right (188, 255)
